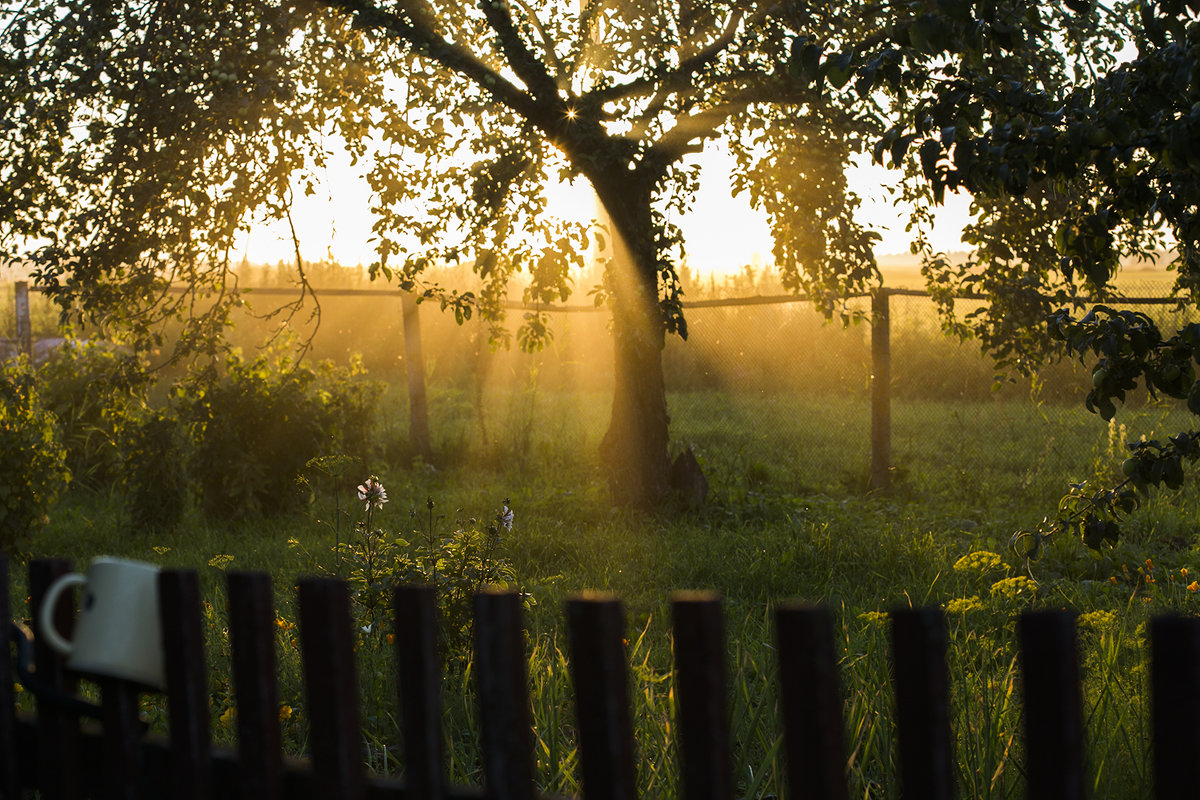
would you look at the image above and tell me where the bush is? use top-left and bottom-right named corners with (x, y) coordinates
top-left (37, 339), bottom-right (152, 489)
top-left (0, 358), bottom-right (69, 551)
top-left (122, 408), bottom-right (189, 534)
top-left (180, 350), bottom-right (384, 520)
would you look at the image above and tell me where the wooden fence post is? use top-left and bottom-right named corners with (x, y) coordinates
top-left (1150, 614), bottom-right (1200, 798)
top-left (1019, 610), bottom-right (1085, 800)
top-left (566, 593), bottom-right (637, 800)
top-left (890, 607), bottom-right (954, 800)
top-left (226, 572), bottom-right (284, 800)
top-left (870, 289), bottom-right (891, 491)
top-left (393, 585), bottom-right (445, 800)
top-left (775, 603), bottom-right (849, 800)
top-left (29, 558), bottom-right (82, 800)
top-left (297, 578), bottom-right (365, 800)
top-left (401, 292), bottom-right (433, 464)
top-left (474, 589), bottom-right (536, 800)
top-left (671, 592), bottom-right (732, 800)
top-left (0, 555), bottom-right (17, 800)
top-left (159, 570), bottom-right (211, 800)
top-left (14, 282), bottom-right (31, 358)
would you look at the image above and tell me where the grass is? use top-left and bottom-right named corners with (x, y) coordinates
top-left (13, 386), bottom-right (1200, 799)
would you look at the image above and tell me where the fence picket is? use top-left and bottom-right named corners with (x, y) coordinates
top-left (30, 557), bottom-right (82, 800)
top-left (671, 592), bottom-right (732, 800)
top-left (775, 603), bottom-right (849, 800)
top-left (297, 577), bottom-right (366, 800)
top-left (566, 593), bottom-right (636, 800)
top-left (890, 607), bottom-right (955, 800)
top-left (474, 588), bottom-right (536, 800)
top-left (393, 584), bottom-right (445, 800)
top-left (10, 562), bottom-right (1200, 800)
top-left (1150, 614), bottom-right (1200, 798)
top-left (1019, 610), bottom-right (1084, 800)
top-left (0, 555), bottom-right (16, 800)
top-left (227, 571), bottom-right (285, 800)
top-left (159, 569), bottom-right (211, 800)
top-left (99, 677), bottom-right (143, 800)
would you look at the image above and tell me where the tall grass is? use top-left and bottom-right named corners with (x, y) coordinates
top-left (12, 383), bottom-right (1199, 799)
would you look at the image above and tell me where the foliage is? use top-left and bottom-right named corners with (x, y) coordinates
top-left (0, 0), bottom-right (900, 507)
top-left (122, 408), bottom-right (190, 535)
top-left (179, 349), bottom-right (384, 520)
top-left (339, 486), bottom-right (520, 658)
top-left (0, 357), bottom-right (69, 551)
top-left (785, 0), bottom-right (1200, 541)
top-left (36, 339), bottom-right (152, 489)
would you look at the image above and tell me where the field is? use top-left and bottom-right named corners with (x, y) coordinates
top-left (4, 261), bottom-right (1199, 797)
top-left (17, 380), bottom-right (1200, 800)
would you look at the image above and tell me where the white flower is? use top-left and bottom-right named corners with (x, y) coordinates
top-left (356, 477), bottom-right (388, 510)
top-left (500, 504), bottom-right (513, 531)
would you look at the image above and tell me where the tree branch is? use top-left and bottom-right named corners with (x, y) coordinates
top-left (508, 0), bottom-right (565, 86)
top-left (477, 0), bottom-right (561, 102)
top-left (314, 0), bottom-right (544, 121)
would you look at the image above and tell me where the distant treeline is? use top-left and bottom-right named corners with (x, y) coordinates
top-left (2, 259), bottom-right (1196, 406)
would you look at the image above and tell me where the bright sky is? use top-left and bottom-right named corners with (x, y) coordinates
top-left (239, 144), bottom-right (973, 277)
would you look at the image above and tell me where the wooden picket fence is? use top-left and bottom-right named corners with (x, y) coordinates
top-left (2, 554), bottom-right (1200, 799)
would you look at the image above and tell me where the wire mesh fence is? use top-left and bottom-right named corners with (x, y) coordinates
top-left (3, 276), bottom-right (1197, 504)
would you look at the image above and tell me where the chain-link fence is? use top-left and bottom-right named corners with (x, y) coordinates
top-left (4, 277), bottom-right (1197, 504)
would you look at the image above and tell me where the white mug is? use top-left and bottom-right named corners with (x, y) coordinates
top-left (38, 557), bottom-right (165, 690)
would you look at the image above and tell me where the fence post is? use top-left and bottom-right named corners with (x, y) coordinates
top-left (29, 558), bottom-right (82, 800)
top-left (14, 282), bottom-right (31, 358)
top-left (671, 592), bottom-right (732, 800)
top-left (474, 589), bottom-right (536, 800)
top-left (401, 292), bottom-right (434, 464)
top-left (566, 593), bottom-right (636, 800)
top-left (870, 289), bottom-right (891, 491)
top-left (1150, 615), bottom-right (1200, 798)
top-left (0, 555), bottom-right (17, 800)
top-left (1019, 610), bottom-right (1085, 800)
top-left (775, 603), bottom-right (849, 800)
top-left (890, 607), bottom-right (954, 800)
top-left (393, 585), bottom-right (445, 800)
top-left (226, 572), bottom-right (283, 800)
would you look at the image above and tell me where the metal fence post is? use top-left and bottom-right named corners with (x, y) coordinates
top-left (870, 288), bottom-right (891, 490)
top-left (401, 292), bottom-right (433, 463)
top-left (14, 282), bottom-right (31, 357)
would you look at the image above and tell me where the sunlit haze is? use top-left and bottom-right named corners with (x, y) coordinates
top-left (239, 144), bottom-right (973, 280)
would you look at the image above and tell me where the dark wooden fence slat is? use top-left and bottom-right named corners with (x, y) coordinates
top-left (775, 603), bottom-right (850, 800)
top-left (0, 554), bottom-right (18, 800)
top-left (474, 588), bottom-right (536, 800)
top-left (99, 677), bottom-right (143, 800)
top-left (1019, 610), bottom-right (1084, 800)
top-left (298, 578), bottom-right (366, 800)
top-left (890, 607), bottom-right (955, 800)
top-left (393, 584), bottom-right (444, 800)
top-left (565, 593), bottom-right (636, 800)
top-left (227, 571), bottom-right (284, 800)
top-left (159, 569), bottom-right (211, 800)
top-left (1150, 614), bottom-right (1200, 799)
top-left (30, 557), bottom-right (82, 800)
top-left (671, 591), bottom-right (732, 800)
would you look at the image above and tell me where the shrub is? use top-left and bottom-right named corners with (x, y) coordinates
top-left (122, 408), bottom-right (189, 534)
top-left (0, 358), bottom-right (69, 551)
top-left (180, 350), bottom-right (384, 520)
top-left (37, 339), bottom-right (151, 489)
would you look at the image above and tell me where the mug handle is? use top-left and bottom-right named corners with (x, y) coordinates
top-left (37, 573), bottom-right (87, 657)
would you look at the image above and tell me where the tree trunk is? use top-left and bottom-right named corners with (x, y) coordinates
top-left (591, 173), bottom-right (672, 509)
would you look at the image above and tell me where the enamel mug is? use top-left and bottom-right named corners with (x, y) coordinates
top-left (38, 557), bottom-right (165, 690)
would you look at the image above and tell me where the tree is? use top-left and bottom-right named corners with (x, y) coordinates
top-left (1, 0), bottom-right (891, 509)
top-left (800, 0), bottom-right (1200, 549)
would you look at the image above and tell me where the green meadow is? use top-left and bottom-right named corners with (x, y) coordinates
top-left (16, 381), bottom-right (1200, 800)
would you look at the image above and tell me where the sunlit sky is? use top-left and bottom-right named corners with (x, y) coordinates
top-left (240, 143), bottom-right (973, 278)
